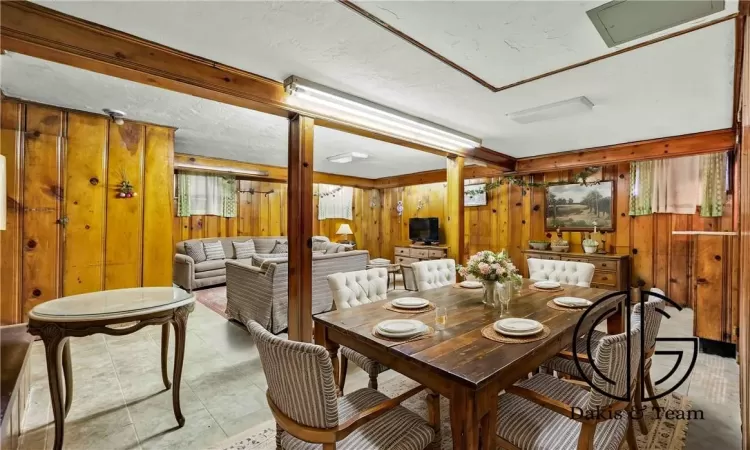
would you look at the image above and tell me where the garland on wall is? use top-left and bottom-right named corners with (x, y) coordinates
top-left (315, 186), bottom-right (343, 197)
top-left (464, 166), bottom-right (601, 196)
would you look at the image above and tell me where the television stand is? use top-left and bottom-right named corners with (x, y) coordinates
top-left (394, 244), bottom-right (449, 266)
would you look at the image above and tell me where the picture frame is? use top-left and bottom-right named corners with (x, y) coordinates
top-left (464, 184), bottom-right (487, 207)
top-left (544, 180), bottom-right (615, 231)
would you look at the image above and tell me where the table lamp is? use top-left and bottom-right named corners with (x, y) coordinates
top-left (336, 223), bottom-right (354, 243)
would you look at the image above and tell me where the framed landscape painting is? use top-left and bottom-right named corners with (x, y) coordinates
top-left (544, 181), bottom-right (615, 231)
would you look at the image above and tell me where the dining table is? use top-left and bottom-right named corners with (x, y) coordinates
top-left (313, 279), bottom-right (626, 450)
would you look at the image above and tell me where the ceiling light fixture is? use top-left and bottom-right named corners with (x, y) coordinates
top-left (174, 163), bottom-right (269, 177)
top-left (284, 76), bottom-right (481, 152)
top-left (507, 96), bottom-right (594, 124)
top-left (326, 151), bottom-right (369, 164)
top-left (103, 108), bottom-right (126, 125)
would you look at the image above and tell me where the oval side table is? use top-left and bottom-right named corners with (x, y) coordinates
top-left (26, 287), bottom-right (195, 450)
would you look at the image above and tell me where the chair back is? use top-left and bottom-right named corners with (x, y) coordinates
top-left (526, 258), bottom-right (595, 287)
top-left (327, 268), bottom-right (388, 309)
top-left (412, 259), bottom-right (456, 291)
top-left (247, 321), bottom-right (338, 429)
top-left (583, 314), bottom-right (642, 411)
top-left (634, 288), bottom-right (666, 353)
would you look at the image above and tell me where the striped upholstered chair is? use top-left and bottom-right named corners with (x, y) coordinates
top-left (247, 321), bottom-right (437, 450)
top-left (541, 288), bottom-right (666, 434)
top-left (495, 316), bottom-right (642, 450)
top-left (327, 268), bottom-right (390, 392)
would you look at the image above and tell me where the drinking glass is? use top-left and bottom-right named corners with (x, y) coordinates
top-left (435, 306), bottom-right (448, 330)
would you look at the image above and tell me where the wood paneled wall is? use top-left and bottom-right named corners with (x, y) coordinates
top-left (0, 99), bottom-right (175, 325)
top-left (172, 181), bottom-right (382, 258)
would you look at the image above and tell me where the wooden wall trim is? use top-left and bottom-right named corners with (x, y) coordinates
top-left (514, 129), bottom-right (736, 174)
top-left (374, 166), bottom-right (505, 189)
top-left (0, 1), bottom-right (515, 169)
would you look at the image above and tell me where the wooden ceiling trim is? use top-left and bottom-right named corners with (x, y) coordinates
top-left (374, 165), bottom-right (505, 189)
top-left (336, 0), bottom-right (736, 93)
top-left (514, 128), bottom-right (736, 174)
top-left (0, 1), bottom-right (514, 169)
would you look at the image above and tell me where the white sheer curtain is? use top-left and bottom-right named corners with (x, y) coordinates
top-left (318, 184), bottom-right (353, 220)
top-left (651, 156), bottom-right (700, 214)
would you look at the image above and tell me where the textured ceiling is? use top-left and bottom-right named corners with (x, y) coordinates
top-left (32, 1), bottom-right (737, 157)
top-left (0, 53), bottom-right (447, 178)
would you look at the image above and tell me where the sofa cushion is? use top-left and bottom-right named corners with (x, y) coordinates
top-left (272, 240), bottom-right (288, 254)
top-left (312, 236), bottom-right (329, 252)
top-left (195, 268), bottom-right (227, 280)
top-left (204, 241), bottom-right (226, 260)
top-left (184, 241), bottom-right (207, 263)
top-left (233, 240), bottom-right (256, 259)
top-left (195, 259), bottom-right (227, 272)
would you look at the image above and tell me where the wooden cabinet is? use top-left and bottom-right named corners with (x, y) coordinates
top-left (393, 245), bottom-right (449, 266)
top-left (522, 250), bottom-right (630, 291)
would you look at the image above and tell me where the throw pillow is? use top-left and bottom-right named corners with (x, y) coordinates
top-left (233, 240), bottom-right (256, 259)
top-left (184, 241), bottom-right (207, 263)
top-left (311, 237), bottom-right (329, 252)
top-left (272, 239), bottom-right (289, 254)
top-left (203, 241), bottom-right (226, 260)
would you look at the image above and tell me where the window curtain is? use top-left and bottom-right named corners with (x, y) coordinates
top-left (318, 184), bottom-right (353, 220)
top-left (651, 156), bottom-right (700, 214)
top-left (176, 172), bottom-right (237, 218)
top-left (699, 152), bottom-right (728, 217)
top-left (629, 161), bottom-right (653, 216)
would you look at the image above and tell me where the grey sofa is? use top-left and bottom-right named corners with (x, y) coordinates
top-left (173, 236), bottom-right (349, 291)
top-left (225, 250), bottom-right (369, 333)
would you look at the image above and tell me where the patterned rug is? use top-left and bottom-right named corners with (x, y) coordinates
top-left (212, 375), bottom-right (690, 450)
top-left (194, 286), bottom-right (229, 319)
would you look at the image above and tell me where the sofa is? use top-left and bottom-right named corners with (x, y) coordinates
top-left (173, 236), bottom-right (351, 291)
top-left (225, 250), bottom-right (369, 333)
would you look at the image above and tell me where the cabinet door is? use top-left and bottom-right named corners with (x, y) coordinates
top-left (693, 235), bottom-right (727, 342)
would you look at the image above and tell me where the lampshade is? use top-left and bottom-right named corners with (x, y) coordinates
top-left (0, 155), bottom-right (6, 231)
top-left (336, 224), bottom-right (353, 235)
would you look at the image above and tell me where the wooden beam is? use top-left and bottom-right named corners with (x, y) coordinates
top-left (173, 154), bottom-right (378, 188)
top-left (0, 1), bottom-right (515, 169)
top-left (445, 156), bottom-right (465, 265)
top-left (287, 115), bottom-right (315, 342)
top-left (374, 165), bottom-right (505, 189)
top-left (514, 129), bottom-right (736, 174)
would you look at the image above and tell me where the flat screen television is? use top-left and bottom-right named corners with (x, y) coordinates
top-left (409, 217), bottom-right (439, 244)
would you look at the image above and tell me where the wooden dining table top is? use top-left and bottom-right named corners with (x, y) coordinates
top-left (313, 280), bottom-right (625, 392)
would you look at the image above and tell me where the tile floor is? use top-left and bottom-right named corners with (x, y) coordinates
top-left (18, 288), bottom-right (742, 449)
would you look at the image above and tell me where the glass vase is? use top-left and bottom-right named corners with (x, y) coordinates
top-left (482, 281), bottom-right (498, 307)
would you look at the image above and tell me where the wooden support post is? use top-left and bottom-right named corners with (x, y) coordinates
top-left (445, 156), bottom-right (465, 265)
top-left (739, 7), bottom-right (750, 449)
top-left (287, 115), bottom-right (314, 342)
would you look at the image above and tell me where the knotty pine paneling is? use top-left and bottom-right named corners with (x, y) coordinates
top-left (0, 100), bottom-right (23, 325)
top-left (142, 126), bottom-right (174, 287)
top-left (63, 112), bottom-right (108, 296)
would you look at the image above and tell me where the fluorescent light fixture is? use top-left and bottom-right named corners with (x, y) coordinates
top-left (285, 76), bottom-right (481, 152)
top-left (174, 163), bottom-right (269, 177)
top-left (327, 151), bottom-right (369, 164)
top-left (507, 96), bottom-right (594, 124)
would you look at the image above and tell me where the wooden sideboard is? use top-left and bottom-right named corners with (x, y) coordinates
top-left (394, 245), bottom-right (449, 265)
top-left (522, 250), bottom-right (630, 291)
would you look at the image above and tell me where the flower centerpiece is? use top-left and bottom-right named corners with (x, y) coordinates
top-left (458, 250), bottom-right (521, 307)
top-left (582, 238), bottom-right (599, 254)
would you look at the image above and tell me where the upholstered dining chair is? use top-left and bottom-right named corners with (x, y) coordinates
top-left (327, 268), bottom-right (390, 392)
top-left (495, 316), bottom-right (642, 450)
top-left (526, 258), bottom-right (596, 287)
top-left (247, 321), bottom-right (437, 450)
top-left (541, 288), bottom-right (666, 434)
top-left (412, 259), bottom-right (456, 291)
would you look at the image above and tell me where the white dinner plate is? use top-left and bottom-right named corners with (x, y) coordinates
top-left (459, 281), bottom-right (483, 289)
top-left (553, 297), bottom-right (592, 308)
top-left (376, 320), bottom-right (427, 338)
top-left (495, 318), bottom-right (542, 332)
top-left (392, 297), bottom-right (430, 309)
top-left (534, 280), bottom-right (561, 290)
top-left (493, 319), bottom-right (543, 336)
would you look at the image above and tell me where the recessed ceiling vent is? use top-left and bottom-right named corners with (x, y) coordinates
top-left (587, 0), bottom-right (725, 48)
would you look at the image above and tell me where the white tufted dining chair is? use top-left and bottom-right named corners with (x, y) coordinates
top-left (526, 258), bottom-right (595, 287)
top-left (327, 268), bottom-right (390, 392)
top-left (412, 259), bottom-right (457, 291)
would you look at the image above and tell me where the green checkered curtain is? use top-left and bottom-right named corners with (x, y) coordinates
top-left (699, 152), bottom-right (727, 217)
top-left (176, 173), bottom-right (191, 217)
top-left (221, 176), bottom-right (237, 218)
top-left (629, 160), bottom-right (653, 216)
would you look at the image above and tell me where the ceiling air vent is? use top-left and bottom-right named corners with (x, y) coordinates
top-left (587, 0), bottom-right (725, 48)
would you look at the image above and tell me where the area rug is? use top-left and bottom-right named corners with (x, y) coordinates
top-left (213, 374), bottom-right (691, 450)
top-left (194, 286), bottom-right (229, 319)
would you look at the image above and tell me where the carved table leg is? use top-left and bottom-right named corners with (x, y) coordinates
top-left (41, 327), bottom-right (67, 450)
top-left (62, 339), bottom-right (73, 417)
top-left (161, 323), bottom-right (172, 389)
top-left (171, 307), bottom-right (190, 427)
top-left (314, 324), bottom-right (341, 395)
